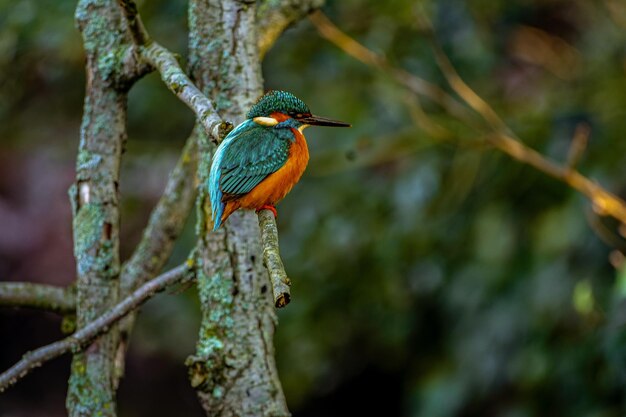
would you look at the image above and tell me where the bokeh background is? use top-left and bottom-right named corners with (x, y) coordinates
top-left (2, 0), bottom-right (626, 415)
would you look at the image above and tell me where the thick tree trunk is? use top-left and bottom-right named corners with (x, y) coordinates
top-left (67, 1), bottom-right (143, 415)
top-left (186, 1), bottom-right (289, 415)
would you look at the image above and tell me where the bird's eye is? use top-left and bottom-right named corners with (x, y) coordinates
top-left (296, 113), bottom-right (303, 118)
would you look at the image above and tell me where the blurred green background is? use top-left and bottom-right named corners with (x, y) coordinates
top-left (2, 0), bottom-right (626, 416)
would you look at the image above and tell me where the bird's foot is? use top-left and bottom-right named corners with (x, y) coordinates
top-left (256, 204), bottom-right (278, 218)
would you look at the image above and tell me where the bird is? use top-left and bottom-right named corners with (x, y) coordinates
top-left (209, 90), bottom-right (350, 230)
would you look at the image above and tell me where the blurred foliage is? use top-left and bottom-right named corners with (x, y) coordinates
top-left (2, 0), bottom-right (626, 416)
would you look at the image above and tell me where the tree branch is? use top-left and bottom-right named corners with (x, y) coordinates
top-left (0, 264), bottom-right (192, 394)
top-left (140, 42), bottom-right (230, 142)
top-left (121, 134), bottom-right (199, 295)
top-left (186, 0), bottom-right (289, 415)
top-left (0, 135), bottom-right (197, 327)
top-left (429, 44), bottom-right (626, 225)
top-left (114, 8), bottom-right (295, 414)
top-left (117, 0), bottom-right (229, 143)
top-left (68, 0), bottom-right (146, 414)
top-left (566, 123), bottom-right (591, 171)
top-left (116, 0), bottom-right (149, 45)
top-left (117, 0), bottom-right (294, 308)
top-left (311, 11), bottom-right (626, 228)
top-left (0, 282), bottom-right (76, 313)
top-left (309, 11), bottom-right (474, 125)
top-left (257, 0), bottom-right (324, 59)
top-left (113, 131), bottom-right (200, 382)
top-left (257, 210), bottom-right (291, 308)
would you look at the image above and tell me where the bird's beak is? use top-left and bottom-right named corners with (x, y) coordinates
top-left (298, 114), bottom-right (351, 127)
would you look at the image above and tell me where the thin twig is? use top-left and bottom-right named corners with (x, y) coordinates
top-left (311, 11), bottom-right (626, 227)
top-left (0, 282), bottom-right (76, 313)
top-left (430, 44), bottom-right (512, 135)
top-left (0, 4), bottom-right (200, 320)
top-left (430, 45), bottom-right (626, 225)
top-left (257, 210), bottom-right (291, 308)
top-left (121, 133), bottom-right (199, 295)
top-left (566, 123), bottom-right (591, 170)
top-left (0, 264), bottom-right (192, 393)
top-left (116, 0), bottom-right (207, 296)
top-left (140, 42), bottom-right (229, 143)
top-left (118, 0), bottom-right (227, 143)
top-left (114, 132), bottom-right (199, 382)
top-left (309, 11), bottom-right (473, 124)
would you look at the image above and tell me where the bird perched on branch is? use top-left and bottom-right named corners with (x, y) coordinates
top-left (209, 90), bottom-right (350, 230)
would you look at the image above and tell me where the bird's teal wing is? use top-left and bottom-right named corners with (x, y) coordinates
top-left (209, 120), bottom-right (290, 230)
top-left (219, 127), bottom-right (290, 198)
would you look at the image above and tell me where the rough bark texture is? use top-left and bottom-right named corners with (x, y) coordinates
top-left (186, 1), bottom-right (289, 415)
top-left (67, 1), bottom-right (143, 415)
top-left (258, 209), bottom-right (291, 307)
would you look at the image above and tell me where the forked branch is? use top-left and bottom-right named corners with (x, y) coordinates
top-left (117, 0), bottom-right (291, 305)
top-left (0, 264), bottom-right (192, 393)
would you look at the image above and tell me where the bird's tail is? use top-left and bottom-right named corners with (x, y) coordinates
top-left (210, 200), bottom-right (240, 231)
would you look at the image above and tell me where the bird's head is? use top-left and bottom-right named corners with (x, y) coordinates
top-left (247, 90), bottom-right (350, 131)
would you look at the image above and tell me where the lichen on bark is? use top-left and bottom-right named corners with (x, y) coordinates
top-left (188, 0), bottom-right (289, 415)
top-left (68, 0), bottom-right (145, 415)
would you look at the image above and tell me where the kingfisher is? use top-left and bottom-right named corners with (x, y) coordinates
top-left (209, 90), bottom-right (350, 230)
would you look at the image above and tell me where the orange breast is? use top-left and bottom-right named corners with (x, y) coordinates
top-left (221, 128), bottom-right (309, 221)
